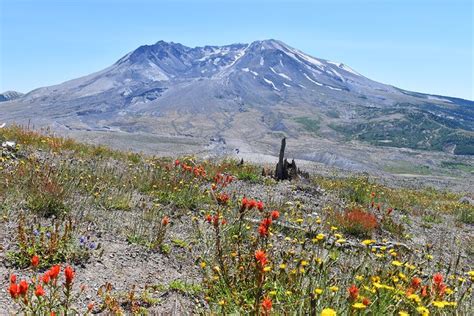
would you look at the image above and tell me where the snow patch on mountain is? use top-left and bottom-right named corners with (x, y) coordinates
top-left (263, 78), bottom-right (280, 91)
top-left (303, 73), bottom-right (323, 86)
top-left (270, 67), bottom-right (292, 81)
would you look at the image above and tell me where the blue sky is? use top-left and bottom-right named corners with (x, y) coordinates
top-left (0, 0), bottom-right (472, 99)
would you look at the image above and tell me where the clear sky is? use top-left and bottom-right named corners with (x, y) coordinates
top-left (0, 0), bottom-right (472, 100)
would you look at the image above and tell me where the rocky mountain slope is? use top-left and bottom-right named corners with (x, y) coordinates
top-left (1, 40), bottom-right (473, 168)
top-left (0, 91), bottom-right (24, 102)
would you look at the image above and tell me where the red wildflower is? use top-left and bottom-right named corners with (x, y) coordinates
top-left (411, 277), bottom-right (422, 289)
top-left (9, 283), bottom-right (19, 299)
top-left (211, 183), bottom-right (217, 191)
top-left (433, 273), bottom-right (443, 285)
top-left (205, 214), bottom-right (212, 223)
top-left (348, 284), bottom-right (359, 301)
top-left (271, 210), bottom-right (280, 220)
top-left (42, 272), bottom-right (51, 284)
top-left (258, 224), bottom-right (268, 237)
top-left (31, 255), bottom-right (39, 268)
top-left (65, 266), bottom-right (75, 285)
top-left (212, 215), bottom-right (219, 227)
top-left (217, 193), bottom-right (230, 205)
top-left (261, 296), bottom-right (272, 311)
top-left (51, 312), bottom-right (56, 316)
top-left (49, 265), bottom-right (61, 279)
top-left (161, 216), bottom-right (170, 226)
top-left (10, 274), bottom-right (17, 284)
top-left (371, 192), bottom-right (376, 198)
top-left (261, 217), bottom-right (272, 228)
top-left (18, 280), bottom-right (28, 296)
top-left (438, 283), bottom-right (447, 297)
top-left (362, 297), bottom-right (371, 306)
top-left (174, 159), bottom-right (180, 167)
top-left (87, 302), bottom-right (94, 311)
top-left (35, 284), bottom-right (45, 297)
top-left (255, 250), bottom-right (268, 267)
top-left (241, 197), bottom-right (249, 208)
top-left (386, 207), bottom-right (393, 216)
top-left (256, 201), bottom-right (264, 211)
top-left (421, 285), bottom-right (428, 297)
top-left (248, 199), bottom-right (258, 210)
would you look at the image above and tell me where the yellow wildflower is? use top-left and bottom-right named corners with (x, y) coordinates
top-left (391, 260), bottom-right (403, 267)
top-left (362, 239), bottom-right (375, 246)
top-left (404, 263), bottom-right (416, 270)
top-left (336, 238), bottom-right (346, 244)
top-left (331, 226), bottom-right (338, 231)
top-left (321, 308), bottom-right (336, 316)
top-left (408, 294), bottom-right (421, 303)
top-left (432, 301), bottom-right (445, 308)
top-left (399, 312), bottom-right (409, 316)
top-left (263, 266), bottom-right (272, 272)
top-left (199, 262), bottom-right (207, 269)
top-left (352, 303), bottom-right (366, 309)
top-left (329, 286), bottom-right (339, 292)
top-left (316, 233), bottom-right (325, 240)
top-left (314, 288), bottom-right (323, 295)
top-left (416, 306), bottom-right (429, 316)
top-left (355, 275), bottom-right (364, 281)
top-left (279, 263), bottom-right (287, 269)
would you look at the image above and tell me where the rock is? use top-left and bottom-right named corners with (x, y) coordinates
top-left (1, 141), bottom-right (16, 151)
top-left (459, 196), bottom-right (474, 205)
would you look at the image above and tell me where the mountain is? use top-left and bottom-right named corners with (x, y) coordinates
top-left (1, 39), bottom-right (473, 166)
top-left (0, 91), bottom-right (24, 102)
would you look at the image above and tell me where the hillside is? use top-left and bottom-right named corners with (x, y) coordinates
top-left (1, 126), bottom-right (473, 314)
top-left (0, 40), bottom-right (473, 167)
top-left (0, 91), bottom-right (24, 102)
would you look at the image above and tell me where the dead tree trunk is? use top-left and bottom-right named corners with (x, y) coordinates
top-left (275, 138), bottom-right (289, 180)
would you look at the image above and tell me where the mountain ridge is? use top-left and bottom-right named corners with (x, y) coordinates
top-left (1, 39), bottom-right (473, 162)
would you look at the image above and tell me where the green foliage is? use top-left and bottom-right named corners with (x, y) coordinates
top-left (6, 216), bottom-right (94, 268)
top-left (294, 116), bottom-right (321, 134)
top-left (313, 175), bottom-right (472, 216)
top-left (441, 161), bottom-right (474, 173)
top-left (457, 207), bottom-right (474, 224)
top-left (330, 108), bottom-right (474, 155)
